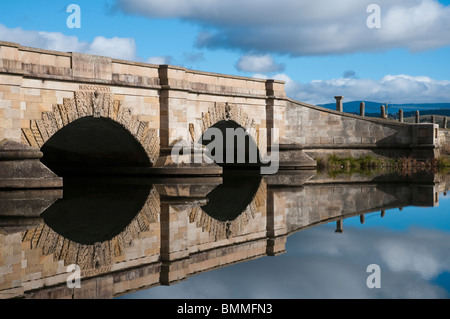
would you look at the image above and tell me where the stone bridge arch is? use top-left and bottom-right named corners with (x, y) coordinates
top-left (24, 186), bottom-right (160, 272)
top-left (20, 89), bottom-right (160, 170)
top-left (194, 102), bottom-right (267, 159)
top-left (189, 177), bottom-right (267, 240)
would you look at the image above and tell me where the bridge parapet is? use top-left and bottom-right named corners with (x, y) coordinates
top-left (282, 98), bottom-right (440, 160)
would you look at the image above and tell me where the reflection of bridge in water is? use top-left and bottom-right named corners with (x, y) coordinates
top-left (0, 171), bottom-right (449, 299)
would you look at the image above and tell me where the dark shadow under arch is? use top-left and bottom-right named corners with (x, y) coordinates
top-left (41, 117), bottom-right (150, 176)
top-left (201, 171), bottom-right (262, 222)
top-left (41, 177), bottom-right (152, 245)
top-left (200, 120), bottom-right (264, 169)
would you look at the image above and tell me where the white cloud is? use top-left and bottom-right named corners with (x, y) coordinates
top-left (146, 55), bottom-right (172, 65)
top-left (236, 54), bottom-right (285, 73)
top-left (116, 0), bottom-right (450, 56)
top-left (252, 72), bottom-right (300, 96)
top-left (0, 23), bottom-right (137, 61)
top-left (85, 36), bottom-right (137, 61)
top-left (272, 73), bottom-right (450, 105)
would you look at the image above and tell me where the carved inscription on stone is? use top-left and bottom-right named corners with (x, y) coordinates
top-left (72, 52), bottom-right (112, 81)
top-left (78, 85), bottom-right (111, 92)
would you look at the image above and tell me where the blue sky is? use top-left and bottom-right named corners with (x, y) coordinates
top-left (1, 0), bottom-right (449, 105)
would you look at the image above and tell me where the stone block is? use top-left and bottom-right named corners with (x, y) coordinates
top-left (72, 52), bottom-right (112, 81)
top-left (0, 100), bottom-right (11, 108)
top-left (333, 136), bottom-right (346, 144)
top-left (347, 137), bottom-right (362, 144)
top-left (55, 56), bottom-right (71, 68)
top-left (0, 46), bottom-right (18, 60)
top-left (362, 137), bottom-right (376, 144)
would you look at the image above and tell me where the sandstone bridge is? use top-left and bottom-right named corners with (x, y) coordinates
top-left (0, 41), bottom-right (446, 187)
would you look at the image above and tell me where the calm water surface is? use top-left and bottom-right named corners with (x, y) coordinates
top-left (120, 194), bottom-right (450, 299)
top-left (121, 172), bottom-right (450, 299)
top-left (1, 170), bottom-right (449, 299)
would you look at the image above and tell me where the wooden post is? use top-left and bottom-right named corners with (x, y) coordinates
top-left (415, 110), bottom-right (420, 123)
top-left (360, 102), bottom-right (365, 117)
top-left (399, 109), bottom-right (404, 122)
top-left (444, 116), bottom-right (448, 129)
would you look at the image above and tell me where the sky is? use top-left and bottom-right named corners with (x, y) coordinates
top-left (0, 0), bottom-right (449, 105)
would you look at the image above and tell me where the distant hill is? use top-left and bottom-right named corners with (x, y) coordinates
top-left (317, 101), bottom-right (450, 117)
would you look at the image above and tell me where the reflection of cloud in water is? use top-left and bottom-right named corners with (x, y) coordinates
top-left (122, 225), bottom-right (450, 299)
top-left (376, 228), bottom-right (449, 280)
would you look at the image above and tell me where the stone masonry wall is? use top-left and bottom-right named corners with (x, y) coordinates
top-left (0, 41), bottom-right (284, 160)
top-left (438, 130), bottom-right (450, 155)
top-left (283, 99), bottom-right (439, 159)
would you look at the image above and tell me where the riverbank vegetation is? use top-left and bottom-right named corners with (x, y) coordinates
top-left (316, 154), bottom-right (450, 176)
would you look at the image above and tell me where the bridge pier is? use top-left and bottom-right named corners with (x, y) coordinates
top-left (158, 179), bottom-right (219, 285)
top-left (0, 139), bottom-right (62, 189)
top-left (266, 186), bottom-right (288, 256)
top-left (153, 144), bottom-right (223, 176)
